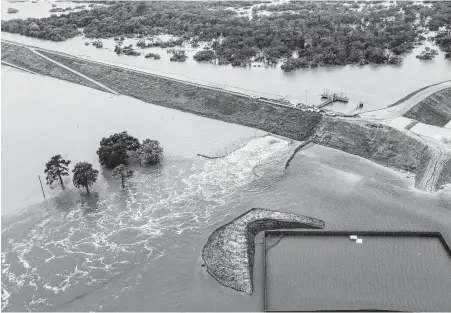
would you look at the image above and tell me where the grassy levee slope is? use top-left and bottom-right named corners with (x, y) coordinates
top-left (404, 88), bottom-right (451, 127)
top-left (37, 50), bottom-right (322, 141)
top-left (314, 117), bottom-right (432, 187)
top-left (5, 44), bottom-right (449, 190)
top-left (1, 42), bottom-right (107, 92)
top-left (437, 157), bottom-right (451, 190)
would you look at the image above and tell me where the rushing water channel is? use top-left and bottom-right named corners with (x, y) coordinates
top-left (2, 67), bottom-right (451, 311)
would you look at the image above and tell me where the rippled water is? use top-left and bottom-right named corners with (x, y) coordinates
top-left (266, 235), bottom-right (451, 311)
top-left (1, 66), bottom-right (287, 310)
top-left (2, 38), bottom-right (451, 311)
top-left (1, 132), bottom-right (292, 311)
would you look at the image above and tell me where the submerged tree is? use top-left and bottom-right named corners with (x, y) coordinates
top-left (112, 164), bottom-right (133, 189)
top-left (44, 155), bottom-right (71, 190)
top-left (136, 139), bottom-right (163, 166)
top-left (7, 8), bottom-right (19, 14)
top-left (193, 49), bottom-right (216, 62)
top-left (96, 131), bottom-right (141, 169)
top-left (72, 162), bottom-right (99, 195)
top-left (169, 50), bottom-right (187, 62)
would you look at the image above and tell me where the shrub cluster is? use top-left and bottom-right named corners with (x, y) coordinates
top-left (144, 52), bottom-right (161, 59)
top-left (97, 131), bottom-right (163, 169)
top-left (193, 49), bottom-right (216, 62)
top-left (169, 50), bottom-right (187, 62)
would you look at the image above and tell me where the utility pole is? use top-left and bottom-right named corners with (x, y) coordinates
top-left (38, 175), bottom-right (46, 199)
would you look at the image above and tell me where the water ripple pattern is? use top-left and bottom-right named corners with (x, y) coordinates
top-left (1, 135), bottom-right (291, 311)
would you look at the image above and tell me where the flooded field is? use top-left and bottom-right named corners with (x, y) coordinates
top-left (4, 30), bottom-right (450, 114)
top-left (1, 0), bottom-right (97, 21)
top-left (1, 67), bottom-right (266, 216)
top-left (266, 235), bottom-right (451, 311)
top-left (2, 67), bottom-right (451, 311)
top-left (2, 0), bottom-right (451, 114)
top-left (2, 1), bottom-right (451, 310)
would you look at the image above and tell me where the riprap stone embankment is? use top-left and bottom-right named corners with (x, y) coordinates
top-left (201, 208), bottom-right (325, 294)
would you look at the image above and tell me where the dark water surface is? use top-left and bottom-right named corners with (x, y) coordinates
top-left (2, 65), bottom-right (451, 311)
top-left (266, 236), bottom-right (451, 311)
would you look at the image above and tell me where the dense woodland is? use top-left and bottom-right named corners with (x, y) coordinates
top-left (2, 1), bottom-right (450, 70)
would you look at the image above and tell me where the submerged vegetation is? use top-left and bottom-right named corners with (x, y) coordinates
top-left (97, 131), bottom-right (163, 169)
top-left (72, 162), bottom-right (99, 195)
top-left (144, 52), bottom-right (161, 59)
top-left (40, 132), bottom-right (163, 195)
top-left (416, 47), bottom-right (439, 60)
top-left (115, 43), bottom-right (141, 56)
top-left (7, 8), bottom-right (19, 14)
top-left (193, 49), bottom-right (216, 62)
top-left (435, 30), bottom-right (451, 58)
top-left (169, 49), bottom-right (187, 62)
top-left (112, 164), bottom-right (133, 189)
top-left (135, 139), bottom-right (164, 166)
top-left (1, 1), bottom-right (450, 68)
top-left (92, 39), bottom-right (103, 48)
top-left (49, 7), bottom-right (73, 13)
top-left (137, 38), bottom-right (184, 49)
top-left (97, 131), bottom-right (141, 169)
top-left (44, 156), bottom-right (99, 195)
top-left (44, 155), bottom-right (71, 190)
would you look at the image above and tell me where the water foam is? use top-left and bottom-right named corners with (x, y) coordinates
top-left (1, 135), bottom-right (290, 311)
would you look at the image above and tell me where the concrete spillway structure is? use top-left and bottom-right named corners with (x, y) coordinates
top-left (201, 208), bottom-right (325, 294)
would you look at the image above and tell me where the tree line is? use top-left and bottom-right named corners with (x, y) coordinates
top-left (2, 1), bottom-right (450, 68)
top-left (44, 131), bottom-right (163, 195)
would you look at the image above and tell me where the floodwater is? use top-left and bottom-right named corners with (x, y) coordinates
top-left (266, 235), bottom-right (451, 311)
top-left (1, 0), bottom-right (96, 21)
top-left (2, 2), bottom-right (451, 310)
top-left (2, 1), bottom-right (451, 113)
top-left (0, 67), bottom-right (265, 216)
top-left (2, 67), bottom-right (451, 311)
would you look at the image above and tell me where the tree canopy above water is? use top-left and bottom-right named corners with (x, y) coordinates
top-left (97, 131), bottom-right (141, 169)
top-left (136, 139), bottom-right (163, 166)
top-left (72, 161), bottom-right (99, 195)
top-left (7, 8), bottom-right (19, 14)
top-left (1, 1), bottom-right (450, 67)
top-left (112, 164), bottom-right (133, 189)
top-left (44, 154), bottom-right (71, 190)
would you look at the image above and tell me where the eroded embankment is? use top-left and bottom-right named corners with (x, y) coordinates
top-left (202, 208), bottom-right (325, 294)
top-left (34, 48), bottom-right (322, 141)
top-left (1, 42), bottom-right (107, 92)
top-left (403, 88), bottom-right (451, 127)
top-left (313, 117), bottom-right (434, 188)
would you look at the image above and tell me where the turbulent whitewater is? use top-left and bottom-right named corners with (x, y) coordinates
top-left (1, 135), bottom-right (292, 311)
